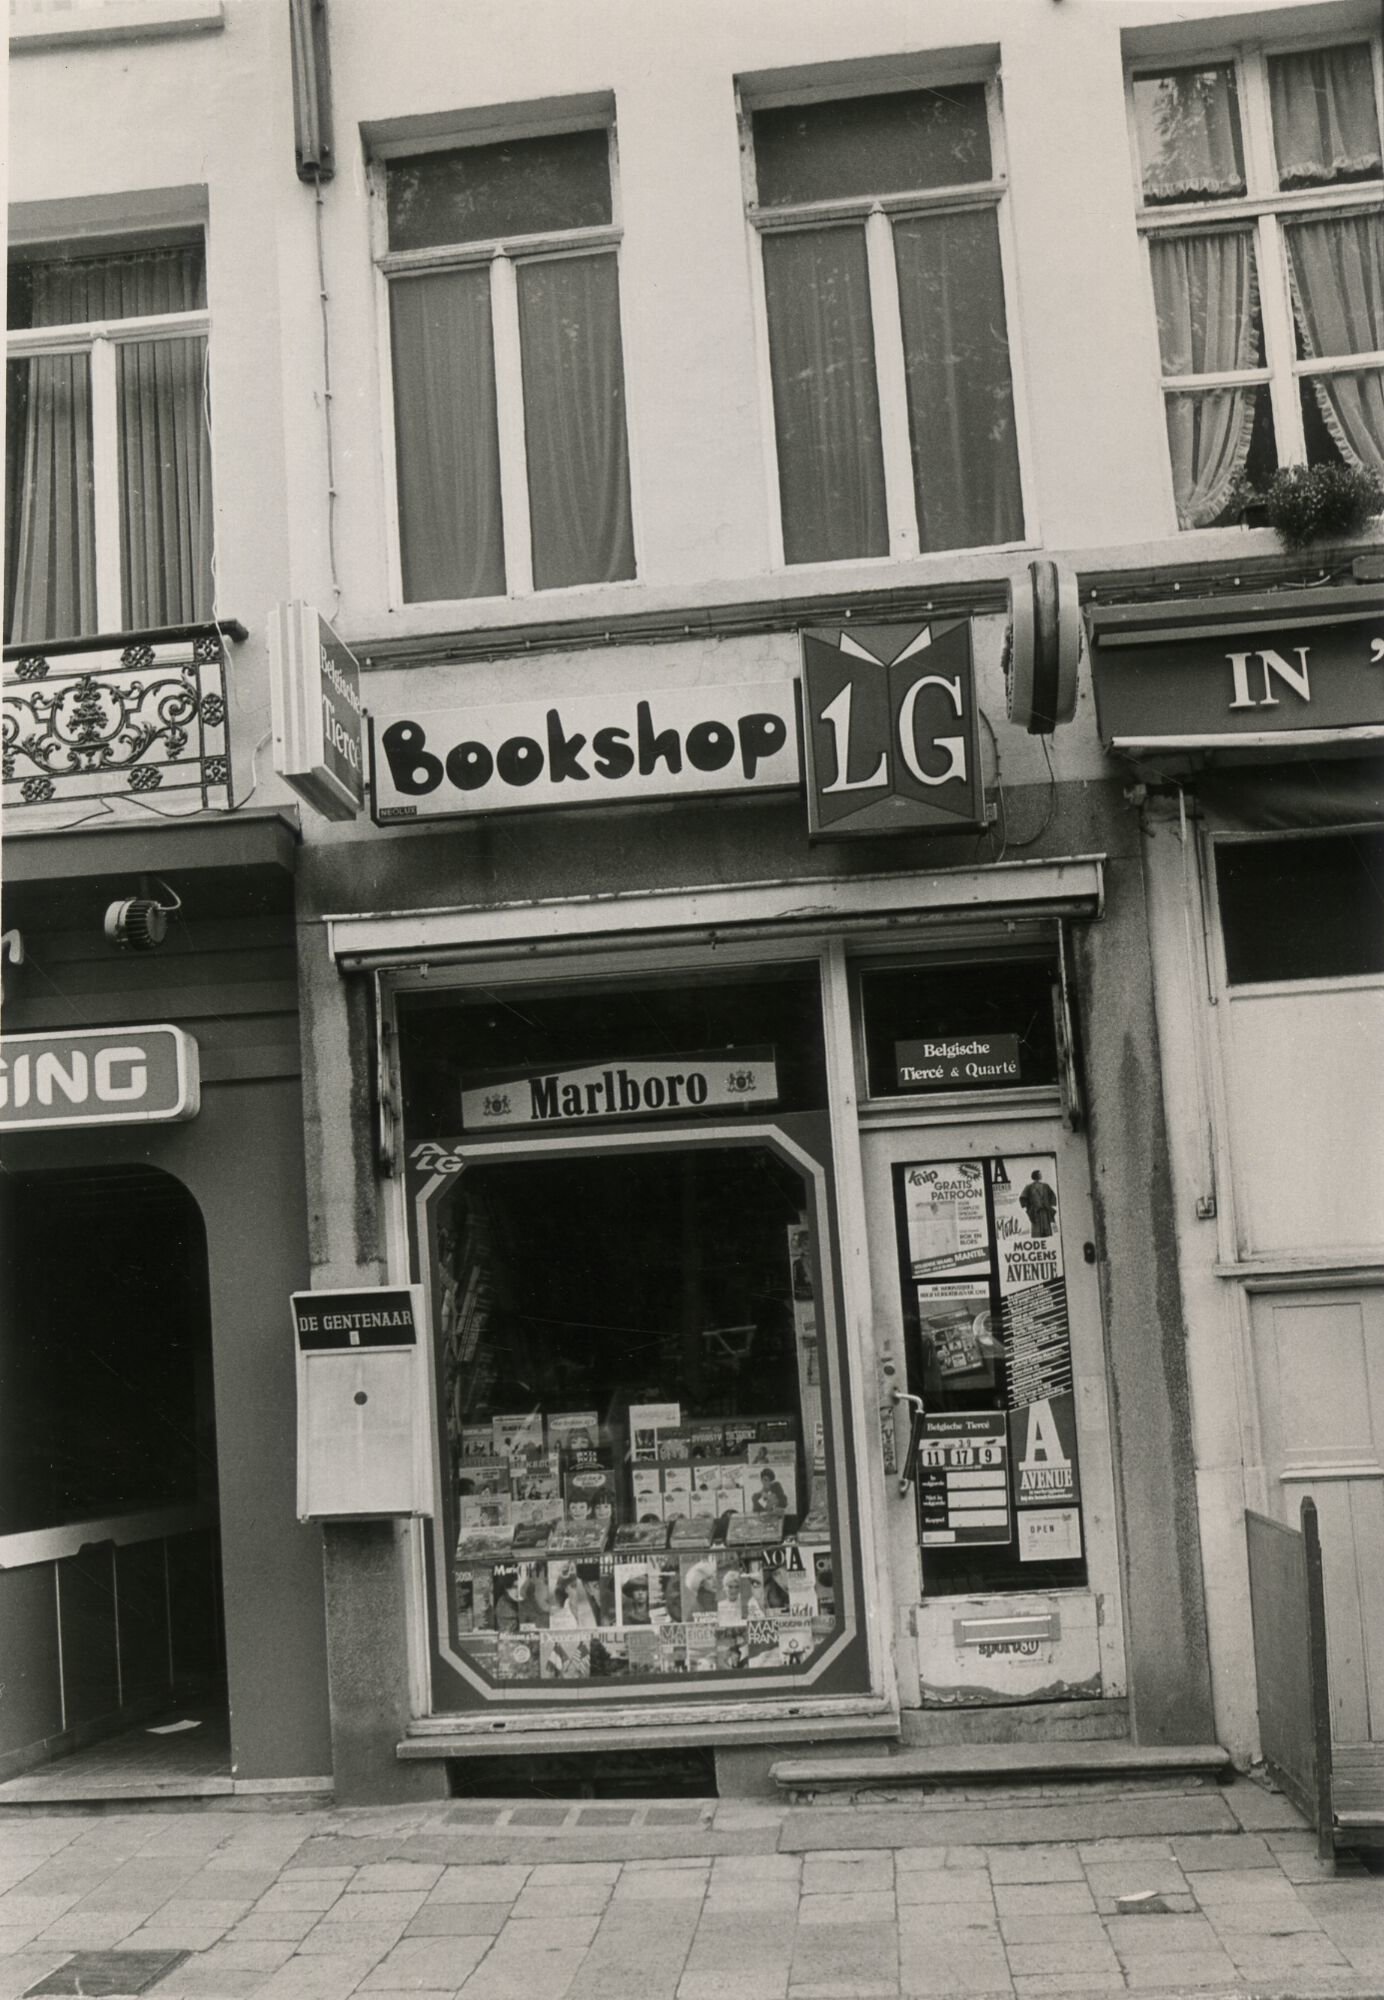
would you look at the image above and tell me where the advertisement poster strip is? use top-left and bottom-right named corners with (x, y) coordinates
top-left (895, 1155), bottom-right (1083, 1567)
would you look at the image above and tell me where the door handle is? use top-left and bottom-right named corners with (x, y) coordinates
top-left (892, 1389), bottom-right (925, 1498)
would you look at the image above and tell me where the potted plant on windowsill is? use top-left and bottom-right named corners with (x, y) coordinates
top-left (1231, 464), bottom-right (1384, 545)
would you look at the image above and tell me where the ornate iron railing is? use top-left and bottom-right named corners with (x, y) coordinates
top-left (2, 620), bottom-right (245, 815)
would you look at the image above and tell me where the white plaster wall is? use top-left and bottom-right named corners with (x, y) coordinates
top-left (11, 0), bottom-right (1370, 794)
top-left (1140, 801), bottom-right (1263, 1761)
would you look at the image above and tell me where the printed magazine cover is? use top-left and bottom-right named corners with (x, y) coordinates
top-left (496, 1634), bottom-right (540, 1680)
top-left (540, 1632), bottom-right (592, 1679)
top-left (454, 1564), bottom-right (495, 1632)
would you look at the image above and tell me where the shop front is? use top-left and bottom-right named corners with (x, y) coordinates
top-left (298, 605), bottom-right (1213, 1798)
top-left (1089, 582), bottom-right (1384, 1780)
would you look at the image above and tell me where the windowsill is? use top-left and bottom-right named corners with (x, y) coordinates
top-left (10, 0), bottom-right (224, 52)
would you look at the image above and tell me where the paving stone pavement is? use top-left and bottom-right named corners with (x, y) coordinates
top-left (0, 1777), bottom-right (1379, 2000)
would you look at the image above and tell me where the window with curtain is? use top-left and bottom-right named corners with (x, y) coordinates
top-left (1130, 41), bottom-right (1384, 530)
top-left (5, 236), bottom-right (213, 644)
top-left (382, 127), bottom-right (635, 601)
top-left (749, 81), bottom-right (1025, 566)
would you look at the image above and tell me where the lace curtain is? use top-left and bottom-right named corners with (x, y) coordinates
top-left (7, 246), bottom-right (211, 643)
top-left (1135, 66), bottom-right (1246, 204)
top-left (1269, 45), bottom-right (1383, 187)
top-left (1150, 231), bottom-right (1259, 526)
top-left (1273, 46), bottom-right (1384, 471)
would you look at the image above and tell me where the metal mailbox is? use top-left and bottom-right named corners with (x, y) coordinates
top-left (293, 1286), bottom-right (433, 1520)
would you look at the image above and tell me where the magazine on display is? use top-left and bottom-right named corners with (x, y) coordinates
top-left (493, 1411), bottom-right (545, 1461)
top-left (613, 1519), bottom-right (668, 1552)
top-left (496, 1634), bottom-right (540, 1680)
top-left (547, 1410), bottom-right (601, 1457)
top-left (454, 1564), bottom-right (495, 1631)
top-left (458, 1457), bottom-right (509, 1498)
top-left (589, 1628), bottom-right (630, 1677)
top-left (457, 1497), bottom-right (512, 1537)
top-left (628, 1401), bottom-right (682, 1462)
top-left (547, 1556), bottom-right (615, 1627)
top-left (540, 1632), bottom-right (592, 1680)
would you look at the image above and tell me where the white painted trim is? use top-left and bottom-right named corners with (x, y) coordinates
top-left (9, 311), bottom-right (210, 357)
top-left (866, 207), bottom-right (918, 563)
top-left (823, 938), bottom-right (898, 1719)
top-left (403, 1693), bottom-right (896, 1738)
top-left (1114, 726), bottom-right (1384, 752)
top-left (380, 227), bottom-right (622, 276)
top-left (326, 857), bottom-right (1106, 967)
top-left (88, 336), bottom-right (123, 630)
top-left (490, 252), bottom-right (532, 599)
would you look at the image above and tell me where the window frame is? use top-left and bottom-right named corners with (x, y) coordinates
top-left (1127, 29), bottom-right (1384, 525)
top-left (1207, 820), bottom-right (1384, 997)
top-left (370, 118), bottom-right (641, 609)
top-left (5, 228), bottom-right (212, 638)
top-left (737, 69), bottom-right (1035, 571)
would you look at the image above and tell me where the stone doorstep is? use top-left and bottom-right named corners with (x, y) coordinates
top-left (773, 1741), bottom-right (1233, 1797)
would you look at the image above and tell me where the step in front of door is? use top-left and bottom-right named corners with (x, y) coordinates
top-left (771, 1738), bottom-right (1231, 1799)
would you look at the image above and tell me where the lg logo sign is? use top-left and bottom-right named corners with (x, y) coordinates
top-left (801, 620), bottom-right (985, 839)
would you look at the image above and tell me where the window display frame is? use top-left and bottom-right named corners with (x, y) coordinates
top-left (393, 948), bottom-right (879, 1721)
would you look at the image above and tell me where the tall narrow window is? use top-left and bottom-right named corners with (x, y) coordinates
top-left (748, 82), bottom-right (1025, 566)
top-left (382, 127), bottom-right (636, 601)
top-left (1130, 39), bottom-right (1384, 529)
top-left (5, 236), bottom-right (213, 643)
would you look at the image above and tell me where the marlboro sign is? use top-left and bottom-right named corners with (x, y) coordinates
top-left (461, 1049), bottom-right (779, 1131)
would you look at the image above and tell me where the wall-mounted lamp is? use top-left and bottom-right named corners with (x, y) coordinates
top-left (104, 878), bottom-right (181, 953)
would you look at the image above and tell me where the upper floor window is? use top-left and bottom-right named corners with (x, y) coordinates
top-left (5, 234), bottom-right (213, 644)
top-left (380, 126), bottom-right (635, 602)
top-left (744, 80), bottom-right (1026, 567)
top-left (1130, 38), bottom-right (1384, 529)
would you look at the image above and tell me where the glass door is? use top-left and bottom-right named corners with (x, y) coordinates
top-left (861, 1113), bottom-right (1125, 1710)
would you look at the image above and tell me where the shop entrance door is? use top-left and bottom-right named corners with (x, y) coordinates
top-left (1249, 1283), bottom-right (1384, 1751)
top-left (861, 1114), bottom-right (1125, 1713)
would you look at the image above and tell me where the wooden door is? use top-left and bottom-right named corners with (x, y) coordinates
top-left (1249, 1285), bottom-right (1384, 1745)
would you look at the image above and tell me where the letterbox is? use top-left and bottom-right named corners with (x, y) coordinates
top-left (293, 1286), bottom-right (433, 1520)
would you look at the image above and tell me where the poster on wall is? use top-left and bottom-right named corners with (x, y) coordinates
top-left (895, 1154), bottom-right (1084, 1569)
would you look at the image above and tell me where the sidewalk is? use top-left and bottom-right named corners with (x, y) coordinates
top-left (0, 1776), bottom-right (1380, 2000)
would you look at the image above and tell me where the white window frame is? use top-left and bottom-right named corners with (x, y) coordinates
top-left (372, 121), bottom-right (639, 609)
top-left (1128, 30), bottom-right (1384, 517)
top-left (738, 71), bottom-right (1035, 571)
top-left (6, 236), bottom-right (211, 636)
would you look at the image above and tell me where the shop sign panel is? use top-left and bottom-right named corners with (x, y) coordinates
top-left (0, 1025), bottom-right (199, 1132)
top-left (369, 684), bottom-right (798, 822)
top-left (460, 1049), bottom-right (779, 1130)
top-left (800, 619), bottom-right (985, 838)
top-left (292, 1288), bottom-right (420, 1349)
top-left (917, 1414), bottom-right (1011, 1546)
top-left (269, 601), bottom-right (365, 820)
top-left (896, 1035), bottom-right (1020, 1090)
top-left (1088, 587), bottom-right (1384, 757)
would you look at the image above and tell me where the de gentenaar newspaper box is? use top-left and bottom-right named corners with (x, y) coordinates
top-left (293, 1287), bottom-right (433, 1520)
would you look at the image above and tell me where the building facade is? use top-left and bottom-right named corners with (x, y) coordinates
top-left (4, 0), bottom-right (1381, 1802)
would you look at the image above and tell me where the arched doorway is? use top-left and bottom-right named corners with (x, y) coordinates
top-left (0, 1164), bottom-right (225, 1780)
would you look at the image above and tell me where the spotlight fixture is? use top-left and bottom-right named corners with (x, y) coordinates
top-left (103, 878), bottom-right (181, 952)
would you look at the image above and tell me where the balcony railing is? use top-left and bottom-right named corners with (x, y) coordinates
top-left (2, 619), bottom-right (245, 816)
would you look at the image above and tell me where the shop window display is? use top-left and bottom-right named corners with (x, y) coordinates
top-left (401, 968), bottom-right (855, 1695)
